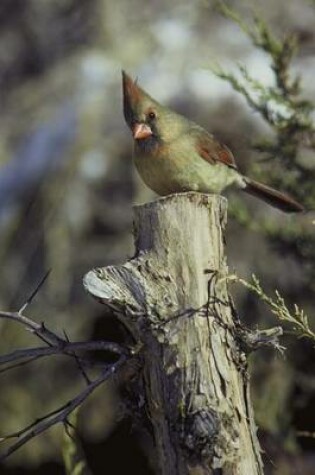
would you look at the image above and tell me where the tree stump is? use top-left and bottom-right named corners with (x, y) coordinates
top-left (83, 192), bottom-right (263, 475)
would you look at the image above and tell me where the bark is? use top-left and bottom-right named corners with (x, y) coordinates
top-left (83, 192), bottom-right (263, 475)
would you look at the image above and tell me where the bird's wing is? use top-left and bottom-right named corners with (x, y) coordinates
top-left (193, 129), bottom-right (237, 169)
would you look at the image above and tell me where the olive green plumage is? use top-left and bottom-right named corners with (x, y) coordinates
top-left (122, 71), bottom-right (304, 213)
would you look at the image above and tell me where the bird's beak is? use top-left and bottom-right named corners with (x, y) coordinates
top-left (132, 123), bottom-right (153, 140)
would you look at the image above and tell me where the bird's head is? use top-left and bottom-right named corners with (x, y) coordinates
top-left (122, 71), bottom-right (188, 147)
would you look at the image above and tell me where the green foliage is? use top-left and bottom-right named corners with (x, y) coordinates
top-left (214, 1), bottom-right (315, 176)
top-left (212, 1), bottom-right (315, 285)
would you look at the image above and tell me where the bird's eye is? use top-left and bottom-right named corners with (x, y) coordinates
top-left (148, 111), bottom-right (156, 120)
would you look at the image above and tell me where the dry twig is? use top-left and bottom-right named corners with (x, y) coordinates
top-left (0, 295), bottom-right (130, 460)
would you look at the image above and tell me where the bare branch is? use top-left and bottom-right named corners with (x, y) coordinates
top-left (0, 310), bottom-right (64, 346)
top-left (18, 269), bottom-right (51, 314)
top-left (0, 354), bottom-right (128, 461)
top-left (0, 303), bottom-right (131, 461)
top-left (63, 330), bottom-right (91, 386)
top-left (0, 341), bottom-right (126, 366)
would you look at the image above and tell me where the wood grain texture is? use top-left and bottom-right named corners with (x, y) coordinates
top-left (84, 192), bottom-right (263, 475)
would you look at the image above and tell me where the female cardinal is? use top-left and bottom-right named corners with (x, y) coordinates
top-left (122, 71), bottom-right (304, 213)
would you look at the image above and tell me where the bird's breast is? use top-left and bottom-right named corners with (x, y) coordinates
top-left (134, 142), bottom-right (179, 195)
top-left (133, 138), bottom-right (240, 196)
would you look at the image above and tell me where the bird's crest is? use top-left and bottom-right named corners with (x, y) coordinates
top-left (122, 70), bottom-right (159, 126)
top-left (122, 71), bottom-right (143, 125)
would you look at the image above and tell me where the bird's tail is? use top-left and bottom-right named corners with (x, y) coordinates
top-left (242, 177), bottom-right (304, 213)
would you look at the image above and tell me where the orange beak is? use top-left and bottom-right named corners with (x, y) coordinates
top-left (132, 123), bottom-right (152, 140)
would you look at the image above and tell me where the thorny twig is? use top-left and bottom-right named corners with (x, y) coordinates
top-left (0, 340), bottom-right (126, 367)
top-left (18, 269), bottom-right (51, 315)
top-left (63, 330), bottom-right (91, 385)
top-left (0, 283), bottom-right (131, 460)
top-left (0, 356), bottom-right (128, 461)
top-left (0, 310), bottom-right (64, 346)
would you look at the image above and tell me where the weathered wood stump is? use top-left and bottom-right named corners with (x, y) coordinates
top-left (83, 192), bottom-right (263, 475)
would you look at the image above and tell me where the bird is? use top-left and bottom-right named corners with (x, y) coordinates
top-left (122, 71), bottom-right (304, 213)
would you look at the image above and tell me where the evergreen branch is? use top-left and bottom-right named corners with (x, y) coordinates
top-left (213, 1), bottom-right (315, 158)
top-left (229, 274), bottom-right (315, 342)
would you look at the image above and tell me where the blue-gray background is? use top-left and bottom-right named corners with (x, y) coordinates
top-left (0, 1), bottom-right (314, 474)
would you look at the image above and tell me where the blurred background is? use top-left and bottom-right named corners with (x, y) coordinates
top-left (0, 0), bottom-right (314, 474)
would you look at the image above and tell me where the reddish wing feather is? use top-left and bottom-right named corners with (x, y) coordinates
top-left (196, 133), bottom-right (237, 169)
